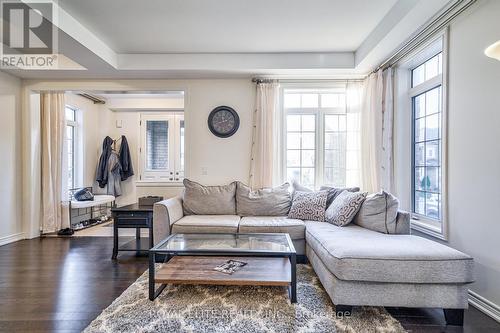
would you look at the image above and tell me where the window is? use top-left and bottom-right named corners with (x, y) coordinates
top-left (139, 113), bottom-right (184, 183)
top-left (407, 36), bottom-right (447, 237)
top-left (282, 86), bottom-right (360, 189)
top-left (65, 106), bottom-right (77, 189)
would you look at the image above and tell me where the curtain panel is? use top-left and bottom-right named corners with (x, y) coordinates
top-left (249, 81), bottom-right (279, 189)
top-left (361, 68), bottom-right (395, 193)
top-left (40, 91), bottom-right (70, 234)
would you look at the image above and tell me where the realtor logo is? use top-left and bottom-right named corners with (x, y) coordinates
top-left (1, 0), bottom-right (58, 69)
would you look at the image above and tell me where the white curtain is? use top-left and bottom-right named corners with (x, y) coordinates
top-left (249, 81), bottom-right (279, 189)
top-left (41, 91), bottom-right (70, 233)
top-left (345, 80), bottom-right (363, 188)
top-left (360, 68), bottom-right (394, 193)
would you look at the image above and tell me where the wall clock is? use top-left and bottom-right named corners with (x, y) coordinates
top-left (208, 106), bottom-right (240, 138)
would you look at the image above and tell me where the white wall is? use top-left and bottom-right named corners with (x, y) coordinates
top-left (395, 0), bottom-right (500, 310)
top-left (104, 80), bottom-right (255, 206)
top-left (22, 79), bottom-right (255, 218)
top-left (0, 71), bottom-right (23, 245)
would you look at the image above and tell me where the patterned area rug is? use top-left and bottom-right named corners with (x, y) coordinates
top-left (84, 265), bottom-right (406, 333)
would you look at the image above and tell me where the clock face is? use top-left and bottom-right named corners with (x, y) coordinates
top-left (208, 106), bottom-right (240, 138)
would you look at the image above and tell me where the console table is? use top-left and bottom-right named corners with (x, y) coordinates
top-left (111, 203), bottom-right (154, 259)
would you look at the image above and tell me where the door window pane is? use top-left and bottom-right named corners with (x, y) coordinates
top-left (180, 120), bottom-right (185, 171)
top-left (146, 120), bottom-right (169, 170)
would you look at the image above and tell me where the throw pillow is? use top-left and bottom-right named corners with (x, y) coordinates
top-left (325, 190), bottom-right (367, 226)
top-left (319, 185), bottom-right (361, 206)
top-left (288, 190), bottom-right (328, 222)
top-left (236, 182), bottom-right (292, 216)
top-left (182, 179), bottom-right (236, 215)
top-left (354, 191), bottom-right (400, 234)
top-left (291, 181), bottom-right (360, 206)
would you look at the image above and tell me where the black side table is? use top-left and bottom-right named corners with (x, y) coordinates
top-left (111, 203), bottom-right (154, 259)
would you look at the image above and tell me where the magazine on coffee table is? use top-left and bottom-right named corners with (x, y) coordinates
top-left (213, 260), bottom-right (247, 274)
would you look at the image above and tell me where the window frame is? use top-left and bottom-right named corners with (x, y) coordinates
top-left (401, 31), bottom-right (449, 240)
top-left (279, 83), bottom-right (356, 189)
top-left (65, 105), bottom-right (78, 190)
top-left (138, 112), bottom-right (184, 185)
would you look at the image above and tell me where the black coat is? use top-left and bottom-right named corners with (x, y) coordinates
top-left (96, 136), bottom-right (113, 188)
top-left (118, 135), bottom-right (134, 181)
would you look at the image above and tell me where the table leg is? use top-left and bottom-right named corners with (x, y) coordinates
top-left (289, 254), bottom-right (297, 303)
top-left (149, 251), bottom-right (155, 300)
top-left (149, 251), bottom-right (167, 301)
top-left (135, 227), bottom-right (141, 256)
top-left (112, 218), bottom-right (118, 260)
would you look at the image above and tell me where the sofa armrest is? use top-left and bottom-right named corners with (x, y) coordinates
top-left (153, 196), bottom-right (184, 245)
top-left (395, 210), bottom-right (411, 234)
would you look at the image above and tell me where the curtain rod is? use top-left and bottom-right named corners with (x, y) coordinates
top-left (373, 0), bottom-right (476, 73)
top-left (252, 78), bottom-right (365, 83)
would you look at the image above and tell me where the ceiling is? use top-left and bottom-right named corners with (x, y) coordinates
top-left (57, 0), bottom-right (397, 53)
top-left (1, 0), bottom-right (453, 79)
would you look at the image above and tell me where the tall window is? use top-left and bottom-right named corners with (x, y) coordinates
top-left (139, 113), bottom-right (184, 183)
top-left (282, 87), bottom-right (360, 189)
top-left (65, 106), bottom-right (77, 189)
top-left (411, 50), bottom-right (443, 225)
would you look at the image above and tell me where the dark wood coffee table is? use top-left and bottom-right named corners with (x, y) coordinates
top-left (148, 233), bottom-right (297, 303)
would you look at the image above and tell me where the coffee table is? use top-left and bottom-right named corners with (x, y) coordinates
top-left (148, 233), bottom-right (297, 303)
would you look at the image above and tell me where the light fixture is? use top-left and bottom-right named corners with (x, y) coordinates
top-left (484, 40), bottom-right (500, 61)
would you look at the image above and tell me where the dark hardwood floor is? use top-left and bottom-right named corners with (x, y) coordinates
top-left (0, 237), bottom-right (498, 333)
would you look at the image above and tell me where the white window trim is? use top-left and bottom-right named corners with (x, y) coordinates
top-left (279, 82), bottom-right (353, 189)
top-left (397, 29), bottom-right (449, 240)
top-left (137, 112), bottom-right (184, 186)
top-left (65, 105), bottom-right (83, 189)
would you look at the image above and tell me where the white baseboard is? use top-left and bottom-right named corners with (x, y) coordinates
top-left (469, 290), bottom-right (500, 323)
top-left (0, 232), bottom-right (26, 247)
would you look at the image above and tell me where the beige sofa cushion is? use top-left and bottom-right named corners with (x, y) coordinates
top-left (171, 215), bottom-right (240, 234)
top-left (182, 179), bottom-right (236, 215)
top-left (305, 221), bottom-right (474, 284)
top-left (236, 182), bottom-right (292, 216)
top-left (238, 216), bottom-right (305, 240)
top-left (353, 191), bottom-right (400, 234)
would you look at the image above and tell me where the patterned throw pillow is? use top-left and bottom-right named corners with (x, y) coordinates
top-left (288, 191), bottom-right (328, 222)
top-left (291, 181), bottom-right (360, 206)
top-left (325, 190), bottom-right (367, 226)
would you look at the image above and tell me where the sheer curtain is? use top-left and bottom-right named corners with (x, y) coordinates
top-left (360, 68), bottom-right (394, 193)
top-left (345, 80), bottom-right (363, 188)
top-left (249, 81), bottom-right (280, 189)
top-left (40, 91), bottom-right (70, 233)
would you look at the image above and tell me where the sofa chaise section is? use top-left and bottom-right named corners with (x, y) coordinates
top-left (305, 220), bottom-right (474, 325)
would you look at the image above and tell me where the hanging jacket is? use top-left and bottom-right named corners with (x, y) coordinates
top-left (96, 136), bottom-right (114, 188)
top-left (107, 151), bottom-right (122, 197)
top-left (118, 135), bottom-right (134, 181)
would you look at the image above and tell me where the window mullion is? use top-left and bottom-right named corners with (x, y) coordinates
top-left (317, 109), bottom-right (324, 189)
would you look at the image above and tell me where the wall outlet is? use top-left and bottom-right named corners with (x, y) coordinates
top-left (201, 167), bottom-right (208, 176)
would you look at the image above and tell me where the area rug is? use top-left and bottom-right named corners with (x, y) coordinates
top-left (84, 265), bottom-right (406, 333)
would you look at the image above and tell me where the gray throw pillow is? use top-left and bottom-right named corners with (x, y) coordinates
top-left (288, 190), bottom-right (328, 222)
top-left (291, 181), bottom-right (360, 206)
top-left (354, 191), bottom-right (400, 234)
top-left (182, 179), bottom-right (236, 215)
top-left (236, 182), bottom-right (292, 216)
top-left (320, 185), bottom-right (361, 206)
top-left (325, 190), bottom-right (367, 226)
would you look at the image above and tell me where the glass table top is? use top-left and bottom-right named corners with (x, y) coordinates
top-left (151, 233), bottom-right (295, 254)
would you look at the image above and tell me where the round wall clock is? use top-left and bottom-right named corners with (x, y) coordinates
top-left (208, 106), bottom-right (240, 138)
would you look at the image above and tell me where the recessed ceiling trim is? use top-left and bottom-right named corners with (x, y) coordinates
top-left (117, 52), bottom-right (354, 71)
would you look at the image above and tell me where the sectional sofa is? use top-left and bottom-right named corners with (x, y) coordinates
top-left (152, 180), bottom-right (474, 326)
